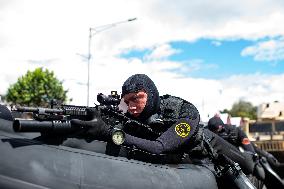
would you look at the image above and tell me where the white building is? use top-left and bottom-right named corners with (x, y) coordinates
top-left (257, 101), bottom-right (284, 121)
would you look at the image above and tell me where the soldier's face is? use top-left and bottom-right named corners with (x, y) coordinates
top-left (123, 91), bottom-right (148, 117)
top-left (213, 125), bottom-right (223, 133)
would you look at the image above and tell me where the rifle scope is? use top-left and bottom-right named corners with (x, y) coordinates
top-left (97, 91), bottom-right (120, 106)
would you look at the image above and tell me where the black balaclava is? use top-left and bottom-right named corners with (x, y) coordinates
top-left (207, 116), bottom-right (224, 131)
top-left (122, 74), bottom-right (160, 121)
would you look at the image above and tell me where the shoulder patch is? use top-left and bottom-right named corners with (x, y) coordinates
top-left (175, 122), bottom-right (191, 138)
top-left (242, 138), bottom-right (251, 145)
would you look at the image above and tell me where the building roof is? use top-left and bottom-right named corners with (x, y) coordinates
top-left (257, 102), bottom-right (284, 120)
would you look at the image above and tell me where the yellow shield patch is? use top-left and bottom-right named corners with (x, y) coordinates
top-left (175, 122), bottom-right (191, 138)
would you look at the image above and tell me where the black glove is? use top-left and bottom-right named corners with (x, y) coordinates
top-left (267, 153), bottom-right (280, 166)
top-left (85, 107), bottom-right (101, 120)
top-left (253, 161), bottom-right (265, 180)
top-left (71, 108), bottom-right (111, 138)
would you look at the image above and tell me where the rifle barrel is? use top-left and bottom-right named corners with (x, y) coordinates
top-left (16, 106), bottom-right (63, 114)
top-left (13, 119), bottom-right (72, 133)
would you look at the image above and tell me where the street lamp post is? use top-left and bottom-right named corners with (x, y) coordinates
top-left (86, 18), bottom-right (137, 106)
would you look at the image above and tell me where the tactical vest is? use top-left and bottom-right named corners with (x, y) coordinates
top-left (159, 94), bottom-right (199, 126)
top-left (219, 125), bottom-right (238, 145)
top-left (159, 95), bottom-right (206, 158)
top-left (126, 95), bottom-right (202, 164)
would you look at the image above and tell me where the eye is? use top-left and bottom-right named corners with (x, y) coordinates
top-left (124, 100), bottom-right (129, 105)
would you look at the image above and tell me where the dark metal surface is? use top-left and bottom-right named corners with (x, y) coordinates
top-left (0, 105), bottom-right (13, 121)
top-left (0, 124), bottom-right (219, 189)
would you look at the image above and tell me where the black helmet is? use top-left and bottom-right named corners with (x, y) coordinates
top-left (208, 116), bottom-right (224, 131)
top-left (122, 74), bottom-right (160, 120)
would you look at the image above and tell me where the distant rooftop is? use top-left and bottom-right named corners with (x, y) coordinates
top-left (257, 101), bottom-right (284, 120)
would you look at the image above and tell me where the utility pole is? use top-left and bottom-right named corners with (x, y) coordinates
top-left (86, 18), bottom-right (137, 106)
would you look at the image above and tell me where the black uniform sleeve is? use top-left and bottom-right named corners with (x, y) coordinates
top-left (123, 117), bottom-right (199, 154)
top-left (237, 127), bottom-right (255, 153)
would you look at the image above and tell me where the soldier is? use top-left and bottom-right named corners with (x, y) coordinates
top-left (207, 116), bottom-right (281, 167)
top-left (208, 116), bottom-right (284, 187)
top-left (207, 116), bottom-right (255, 153)
top-left (71, 74), bottom-right (273, 188)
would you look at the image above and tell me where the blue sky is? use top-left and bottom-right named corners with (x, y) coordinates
top-left (122, 38), bottom-right (284, 79)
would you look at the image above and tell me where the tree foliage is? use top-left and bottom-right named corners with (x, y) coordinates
top-left (222, 100), bottom-right (257, 120)
top-left (5, 67), bottom-right (68, 107)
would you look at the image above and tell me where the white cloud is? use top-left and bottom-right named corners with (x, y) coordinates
top-left (1, 0), bottom-right (284, 122)
top-left (241, 38), bottom-right (284, 61)
top-left (180, 59), bottom-right (218, 74)
top-left (144, 44), bottom-right (180, 60)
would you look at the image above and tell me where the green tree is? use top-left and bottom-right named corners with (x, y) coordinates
top-left (5, 67), bottom-right (68, 107)
top-left (227, 100), bottom-right (257, 120)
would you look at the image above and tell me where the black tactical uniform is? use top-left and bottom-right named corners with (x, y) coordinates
top-left (208, 116), bottom-right (282, 167)
top-left (119, 74), bottom-right (265, 178)
top-left (71, 74), bottom-right (273, 187)
top-left (208, 116), bottom-right (284, 188)
top-left (208, 117), bottom-right (255, 153)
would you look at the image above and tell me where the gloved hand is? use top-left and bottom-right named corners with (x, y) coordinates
top-left (267, 153), bottom-right (280, 166)
top-left (253, 161), bottom-right (265, 181)
top-left (85, 107), bottom-right (101, 120)
top-left (71, 108), bottom-right (111, 138)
